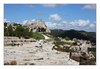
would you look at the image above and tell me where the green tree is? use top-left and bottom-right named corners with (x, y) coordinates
top-left (15, 25), bottom-right (25, 38)
top-left (71, 42), bottom-right (77, 46)
top-left (4, 27), bottom-right (8, 36)
top-left (4, 22), bottom-right (7, 27)
top-left (8, 25), bottom-right (13, 36)
top-left (29, 29), bottom-right (33, 37)
top-left (4, 23), bottom-right (34, 38)
top-left (23, 28), bottom-right (30, 39)
top-left (65, 36), bottom-right (70, 40)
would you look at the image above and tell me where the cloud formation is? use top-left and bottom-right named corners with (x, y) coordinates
top-left (37, 11), bottom-right (42, 14)
top-left (25, 4), bottom-right (35, 8)
top-left (82, 4), bottom-right (96, 10)
top-left (43, 4), bottom-right (66, 8)
top-left (89, 23), bottom-right (95, 28)
top-left (22, 19), bottom-right (35, 24)
top-left (22, 20), bottom-right (28, 24)
top-left (49, 13), bottom-right (62, 21)
top-left (45, 22), bottom-right (57, 28)
top-left (45, 19), bottom-right (96, 32)
top-left (70, 19), bottom-right (90, 27)
top-left (43, 4), bottom-right (57, 8)
top-left (31, 19), bottom-right (35, 22)
top-left (4, 19), bottom-right (10, 22)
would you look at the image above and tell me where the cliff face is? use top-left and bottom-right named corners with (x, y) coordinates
top-left (23, 19), bottom-right (51, 33)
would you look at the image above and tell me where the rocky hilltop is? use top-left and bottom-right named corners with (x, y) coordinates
top-left (23, 19), bottom-right (51, 33)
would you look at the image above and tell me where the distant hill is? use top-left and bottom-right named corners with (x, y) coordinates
top-left (51, 29), bottom-right (96, 43)
top-left (50, 29), bottom-right (66, 37)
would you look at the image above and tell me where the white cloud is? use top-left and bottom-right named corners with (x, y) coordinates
top-left (31, 19), bottom-right (35, 22)
top-left (49, 13), bottom-right (62, 21)
top-left (4, 19), bottom-right (10, 22)
top-left (45, 19), bottom-right (96, 32)
top-left (43, 4), bottom-right (57, 8)
top-left (37, 11), bottom-right (42, 14)
top-left (22, 19), bottom-right (35, 24)
top-left (69, 19), bottom-right (96, 31)
top-left (25, 4), bottom-right (35, 8)
top-left (89, 24), bottom-right (95, 28)
top-left (45, 21), bottom-right (68, 29)
top-left (62, 21), bottom-right (67, 24)
top-left (16, 22), bottom-right (20, 24)
top-left (82, 4), bottom-right (96, 10)
top-left (43, 4), bottom-right (66, 8)
top-left (89, 21), bottom-right (96, 28)
top-left (4, 19), bottom-right (7, 22)
top-left (22, 20), bottom-right (28, 24)
top-left (45, 22), bottom-right (57, 29)
top-left (70, 19), bottom-right (90, 27)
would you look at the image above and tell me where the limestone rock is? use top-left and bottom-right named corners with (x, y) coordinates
top-left (23, 19), bottom-right (51, 33)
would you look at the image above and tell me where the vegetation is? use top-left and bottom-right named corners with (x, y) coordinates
top-left (29, 63), bottom-right (35, 65)
top-left (51, 29), bottom-right (96, 43)
top-left (4, 23), bottom-right (33, 38)
top-left (71, 42), bottom-right (77, 46)
top-left (54, 41), bottom-right (77, 47)
top-left (53, 37), bottom-right (75, 52)
top-left (4, 62), bottom-right (10, 65)
top-left (34, 58), bottom-right (43, 60)
top-left (88, 48), bottom-right (96, 58)
top-left (51, 29), bottom-right (66, 37)
top-left (44, 33), bottom-right (54, 39)
top-left (4, 23), bottom-right (45, 40)
top-left (4, 43), bottom-right (20, 46)
top-left (32, 32), bottom-right (44, 40)
top-left (65, 36), bottom-right (70, 40)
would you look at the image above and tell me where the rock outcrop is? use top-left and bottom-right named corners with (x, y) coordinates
top-left (23, 19), bottom-right (51, 33)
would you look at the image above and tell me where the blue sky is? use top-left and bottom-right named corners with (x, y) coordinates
top-left (4, 4), bottom-right (96, 32)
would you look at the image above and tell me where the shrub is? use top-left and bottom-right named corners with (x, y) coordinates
top-left (29, 63), bottom-right (35, 65)
top-left (71, 42), bottom-right (77, 46)
top-left (54, 37), bottom-right (61, 42)
top-left (34, 58), bottom-right (43, 60)
top-left (4, 44), bottom-right (12, 46)
top-left (65, 36), bottom-right (70, 40)
top-left (4, 62), bottom-right (10, 65)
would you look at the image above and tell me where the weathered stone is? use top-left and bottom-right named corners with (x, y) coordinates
top-left (10, 60), bottom-right (17, 65)
top-left (23, 19), bottom-right (51, 33)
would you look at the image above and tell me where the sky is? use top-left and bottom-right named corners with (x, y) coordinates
top-left (4, 4), bottom-right (96, 32)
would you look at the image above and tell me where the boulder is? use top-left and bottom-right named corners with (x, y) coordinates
top-left (10, 60), bottom-right (17, 65)
top-left (23, 19), bottom-right (51, 33)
